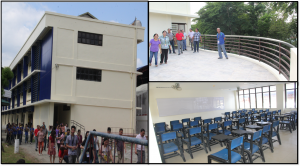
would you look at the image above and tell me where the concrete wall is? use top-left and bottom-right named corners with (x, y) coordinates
top-left (150, 2), bottom-right (191, 15)
top-left (33, 103), bottom-right (54, 128)
top-left (289, 48), bottom-right (297, 81)
top-left (149, 88), bottom-right (236, 125)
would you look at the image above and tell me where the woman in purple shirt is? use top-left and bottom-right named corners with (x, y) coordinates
top-left (149, 33), bottom-right (161, 67)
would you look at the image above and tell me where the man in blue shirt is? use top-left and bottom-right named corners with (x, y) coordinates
top-left (216, 28), bottom-right (228, 59)
top-left (18, 123), bottom-right (23, 145)
top-left (13, 124), bottom-right (17, 143)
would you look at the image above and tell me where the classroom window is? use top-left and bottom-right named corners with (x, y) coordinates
top-left (285, 83), bottom-right (297, 108)
top-left (78, 31), bottom-right (103, 46)
top-left (76, 67), bottom-right (102, 82)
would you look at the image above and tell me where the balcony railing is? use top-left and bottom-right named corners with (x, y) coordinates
top-left (201, 35), bottom-right (296, 81)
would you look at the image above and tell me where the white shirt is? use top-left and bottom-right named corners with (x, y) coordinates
top-left (136, 134), bottom-right (147, 151)
top-left (188, 31), bottom-right (194, 38)
top-left (94, 137), bottom-right (99, 150)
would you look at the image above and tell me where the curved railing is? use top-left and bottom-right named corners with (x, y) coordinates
top-left (201, 35), bottom-right (296, 80)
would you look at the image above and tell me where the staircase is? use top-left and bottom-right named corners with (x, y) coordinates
top-left (70, 120), bottom-right (85, 134)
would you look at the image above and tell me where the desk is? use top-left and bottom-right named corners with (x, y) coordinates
top-left (212, 134), bottom-right (235, 142)
top-left (232, 130), bottom-right (253, 136)
top-left (245, 125), bottom-right (262, 131)
top-left (256, 122), bottom-right (272, 126)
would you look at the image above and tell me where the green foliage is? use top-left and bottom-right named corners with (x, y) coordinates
top-left (2, 67), bottom-right (14, 96)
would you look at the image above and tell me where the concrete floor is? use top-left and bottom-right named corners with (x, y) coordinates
top-left (161, 128), bottom-right (297, 163)
top-left (149, 49), bottom-right (279, 81)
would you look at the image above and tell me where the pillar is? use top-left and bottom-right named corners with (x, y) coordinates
top-left (276, 84), bottom-right (284, 112)
top-left (289, 48), bottom-right (297, 81)
top-left (24, 111), bottom-right (29, 126)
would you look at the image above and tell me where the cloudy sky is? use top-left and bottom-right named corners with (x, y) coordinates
top-left (2, 2), bottom-right (148, 68)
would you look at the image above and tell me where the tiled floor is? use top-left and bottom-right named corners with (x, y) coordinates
top-left (149, 49), bottom-right (279, 81)
top-left (161, 127), bottom-right (297, 163)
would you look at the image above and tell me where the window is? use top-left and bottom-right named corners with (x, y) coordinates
top-left (256, 88), bottom-right (262, 108)
top-left (78, 31), bottom-right (103, 46)
top-left (238, 90), bottom-right (244, 109)
top-left (250, 89), bottom-right (256, 108)
top-left (76, 67), bottom-right (102, 82)
top-left (285, 83), bottom-right (297, 108)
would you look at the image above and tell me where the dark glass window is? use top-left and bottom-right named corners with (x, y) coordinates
top-left (76, 67), bottom-right (102, 82)
top-left (78, 31), bottom-right (103, 46)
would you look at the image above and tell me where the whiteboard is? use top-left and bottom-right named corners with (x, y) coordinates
top-left (157, 97), bottom-right (225, 117)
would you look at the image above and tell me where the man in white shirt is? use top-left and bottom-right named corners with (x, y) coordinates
top-left (135, 129), bottom-right (147, 163)
top-left (188, 28), bottom-right (194, 51)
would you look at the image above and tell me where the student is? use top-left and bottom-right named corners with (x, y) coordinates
top-left (135, 129), bottom-right (147, 163)
top-left (30, 125), bottom-right (34, 144)
top-left (66, 126), bottom-right (78, 163)
top-left (80, 131), bottom-right (95, 163)
top-left (188, 28), bottom-right (194, 51)
top-left (107, 127), bottom-right (112, 146)
top-left (43, 125), bottom-right (48, 151)
top-left (149, 33), bottom-right (161, 67)
top-left (76, 130), bottom-right (82, 163)
top-left (48, 130), bottom-right (56, 163)
top-left (58, 142), bottom-right (68, 163)
top-left (47, 126), bottom-right (52, 150)
top-left (34, 125), bottom-right (40, 151)
top-left (57, 128), bottom-right (64, 155)
top-left (61, 124), bottom-right (65, 135)
top-left (55, 125), bottom-right (60, 140)
top-left (93, 129), bottom-right (100, 163)
top-left (64, 129), bottom-right (70, 145)
top-left (65, 124), bottom-right (69, 135)
top-left (13, 124), bottom-right (17, 143)
top-left (37, 127), bottom-right (45, 155)
top-left (43, 122), bottom-right (47, 130)
top-left (24, 124), bottom-right (29, 144)
top-left (115, 128), bottom-right (126, 163)
top-left (99, 137), bottom-right (114, 163)
top-left (17, 124), bottom-right (22, 145)
top-left (175, 29), bottom-right (184, 55)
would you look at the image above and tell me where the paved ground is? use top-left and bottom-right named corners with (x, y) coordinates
top-left (2, 132), bottom-right (147, 163)
top-left (149, 49), bottom-right (279, 81)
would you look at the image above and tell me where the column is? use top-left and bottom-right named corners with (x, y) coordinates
top-left (276, 84), bottom-right (284, 111)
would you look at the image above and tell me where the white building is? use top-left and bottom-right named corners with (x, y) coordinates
top-left (1, 12), bottom-right (145, 134)
top-left (149, 2), bottom-right (198, 45)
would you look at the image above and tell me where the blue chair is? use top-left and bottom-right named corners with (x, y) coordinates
top-left (266, 112), bottom-right (272, 122)
top-left (260, 125), bottom-right (273, 153)
top-left (277, 109), bottom-right (281, 115)
top-left (214, 117), bottom-right (222, 123)
top-left (247, 112), bottom-right (252, 124)
top-left (203, 119), bottom-right (212, 131)
top-left (194, 117), bottom-right (201, 123)
top-left (270, 121), bottom-right (281, 145)
top-left (170, 120), bottom-right (180, 129)
top-left (232, 111), bottom-right (237, 119)
top-left (155, 126), bottom-right (166, 144)
top-left (182, 127), bottom-right (208, 159)
top-left (218, 120), bottom-right (232, 135)
top-left (279, 114), bottom-right (294, 133)
top-left (189, 120), bottom-right (200, 128)
top-left (203, 123), bottom-right (221, 151)
top-left (260, 113), bottom-right (266, 121)
top-left (243, 130), bottom-right (265, 163)
top-left (208, 136), bottom-right (245, 163)
top-left (259, 110), bottom-right (263, 113)
top-left (225, 112), bottom-right (231, 119)
top-left (238, 110), bottom-right (242, 117)
top-left (253, 110), bottom-right (258, 114)
top-left (158, 132), bottom-right (186, 163)
top-left (172, 123), bottom-right (185, 139)
top-left (232, 118), bottom-right (246, 130)
top-left (182, 118), bottom-right (190, 128)
top-left (265, 109), bottom-right (269, 112)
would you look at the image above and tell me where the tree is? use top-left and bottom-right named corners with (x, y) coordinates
top-left (1, 67), bottom-right (14, 96)
top-left (257, 13), bottom-right (273, 37)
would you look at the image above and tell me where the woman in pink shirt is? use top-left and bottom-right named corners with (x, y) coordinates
top-left (37, 127), bottom-right (45, 155)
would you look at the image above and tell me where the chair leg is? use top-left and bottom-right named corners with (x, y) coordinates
top-left (269, 138), bottom-right (274, 153)
top-left (208, 156), bottom-right (212, 163)
top-left (188, 144), bottom-right (193, 159)
top-left (208, 139), bottom-right (211, 151)
top-left (260, 148), bottom-right (265, 162)
top-left (245, 150), bottom-right (252, 163)
top-left (219, 141), bottom-right (223, 147)
top-left (289, 124), bottom-right (292, 133)
top-left (203, 142), bottom-right (208, 154)
top-left (277, 133), bottom-right (281, 145)
top-left (179, 142), bottom-right (186, 162)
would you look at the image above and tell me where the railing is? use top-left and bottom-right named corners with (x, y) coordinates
top-left (109, 127), bottom-right (134, 136)
top-left (70, 120), bottom-right (85, 134)
top-left (80, 131), bottom-right (148, 163)
top-left (201, 35), bottom-right (296, 81)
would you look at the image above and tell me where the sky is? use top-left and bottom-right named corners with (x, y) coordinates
top-left (2, 2), bottom-right (148, 68)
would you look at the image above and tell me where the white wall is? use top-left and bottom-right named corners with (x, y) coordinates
top-left (33, 103), bottom-right (54, 128)
top-left (150, 2), bottom-right (191, 15)
top-left (149, 88), bottom-right (236, 125)
top-left (290, 48), bottom-right (297, 81)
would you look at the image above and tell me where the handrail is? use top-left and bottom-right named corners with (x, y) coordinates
top-left (71, 120), bottom-right (85, 134)
top-left (201, 35), bottom-right (295, 80)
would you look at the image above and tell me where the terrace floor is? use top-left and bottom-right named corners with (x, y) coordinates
top-left (149, 49), bottom-right (279, 81)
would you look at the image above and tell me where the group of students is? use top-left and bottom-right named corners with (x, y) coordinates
top-left (149, 27), bottom-right (229, 67)
top-left (6, 122), bottom-right (147, 163)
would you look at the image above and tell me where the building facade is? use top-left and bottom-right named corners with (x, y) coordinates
top-left (1, 12), bottom-right (145, 133)
top-left (149, 2), bottom-right (198, 45)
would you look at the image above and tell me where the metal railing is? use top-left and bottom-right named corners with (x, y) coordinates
top-left (80, 131), bottom-right (148, 163)
top-left (201, 35), bottom-right (296, 80)
top-left (71, 120), bottom-right (85, 134)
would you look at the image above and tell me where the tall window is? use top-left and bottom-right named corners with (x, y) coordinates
top-left (78, 31), bottom-right (103, 46)
top-left (285, 83), bottom-right (297, 108)
top-left (256, 87), bottom-right (262, 108)
top-left (263, 87), bottom-right (270, 108)
top-left (270, 86), bottom-right (276, 108)
top-left (244, 89), bottom-right (250, 108)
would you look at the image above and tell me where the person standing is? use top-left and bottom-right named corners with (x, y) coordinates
top-left (99, 138), bottom-right (114, 163)
top-left (182, 30), bottom-right (187, 51)
top-left (149, 33), bottom-right (161, 67)
top-left (24, 124), bottom-right (29, 144)
top-left (115, 128), bottom-right (126, 163)
top-left (17, 124), bottom-right (22, 145)
top-left (135, 129), bottom-right (147, 163)
top-left (107, 127), bottom-right (112, 147)
top-left (65, 124), bottom-right (69, 135)
top-left (192, 28), bottom-right (202, 53)
top-left (37, 127), bottom-right (45, 155)
top-left (43, 125), bottom-right (48, 151)
top-left (216, 28), bottom-right (228, 59)
top-left (188, 28), bottom-right (194, 51)
top-left (57, 128), bottom-right (64, 155)
top-left (80, 131), bottom-right (95, 163)
top-left (167, 28), bottom-right (176, 54)
top-left (76, 130), bottom-right (82, 163)
top-left (66, 126), bottom-right (78, 163)
top-left (64, 129), bottom-right (70, 146)
top-left (61, 124), bottom-right (65, 135)
top-left (48, 130), bottom-right (56, 163)
top-left (34, 125), bottom-right (40, 151)
top-left (175, 30), bottom-right (184, 55)
top-left (30, 125), bottom-right (34, 144)
top-left (13, 124), bottom-right (17, 143)
top-left (43, 122), bottom-right (46, 130)
top-left (93, 129), bottom-right (100, 163)
top-left (159, 30), bottom-right (171, 65)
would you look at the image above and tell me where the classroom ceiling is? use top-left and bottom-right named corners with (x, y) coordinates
top-left (149, 82), bottom-right (290, 91)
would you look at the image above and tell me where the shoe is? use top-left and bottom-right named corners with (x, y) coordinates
top-left (181, 52), bottom-right (183, 54)
top-left (197, 51), bottom-right (199, 53)
top-left (160, 63), bottom-right (162, 65)
top-left (165, 62), bottom-right (167, 64)
top-left (226, 57), bottom-right (228, 59)
top-left (178, 53), bottom-right (180, 55)
top-left (218, 57), bottom-right (222, 59)
top-left (35, 149), bottom-right (37, 151)
top-left (193, 52), bottom-right (196, 53)
top-left (155, 65), bottom-right (158, 67)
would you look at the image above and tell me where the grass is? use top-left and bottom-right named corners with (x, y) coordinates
top-left (1, 143), bottom-right (40, 163)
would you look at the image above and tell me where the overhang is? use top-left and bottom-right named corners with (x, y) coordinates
top-left (150, 9), bottom-right (198, 18)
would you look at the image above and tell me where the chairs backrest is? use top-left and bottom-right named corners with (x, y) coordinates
top-left (155, 122), bottom-right (166, 128)
top-left (170, 120), bottom-right (180, 126)
top-left (238, 110), bottom-right (242, 114)
top-left (208, 123), bottom-right (218, 131)
top-left (259, 110), bottom-right (263, 113)
top-left (252, 109), bottom-right (255, 112)
top-left (266, 109), bottom-right (269, 112)
top-left (223, 120), bottom-right (232, 127)
top-left (189, 120), bottom-right (199, 128)
top-left (155, 126), bottom-right (166, 134)
top-left (278, 109), bottom-right (281, 115)
top-left (272, 111), bottom-right (277, 115)
top-left (203, 119), bottom-right (212, 125)
top-left (262, 124), bottom-right (271, 134)
top-left (225, 112), bottom-right (230, 116)
top-left (238, 118), bottom-right (245, 124)
top-left (172, 123), bottom-right (183, 131)
top-left (240, 113), bottom-right (245, 117)
top-left (182, 118), bottom-right (190, 123)
top-left (254, 110), bottom-right (258, 114)
top-left (194, 117), bottom-right (201, 122)
top-left (214, 117), bottom-right (222, 122)
top-left (230, 136), bottom-right (244, 150)
top-left (252, 130), bottom-right (262, 141)
top-left (272, 121), bottom-right (279, 128)
top-left (232, 111), bottom-right (237, 114)
top-left (161, 132), bottom-right (177, 142)
top-left (189, 127), bottom-right (201, 135)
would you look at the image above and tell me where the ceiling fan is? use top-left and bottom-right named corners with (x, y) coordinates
top-left (156, 83), bottom-right (182, 91)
